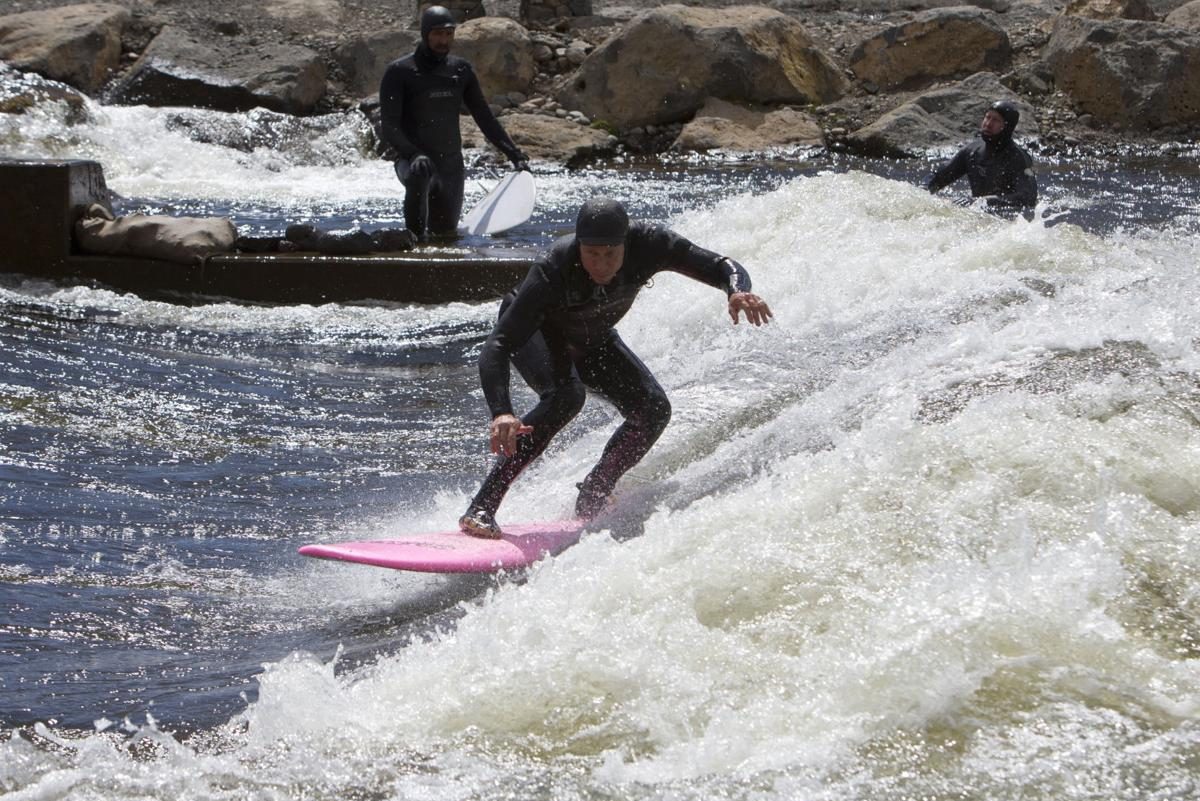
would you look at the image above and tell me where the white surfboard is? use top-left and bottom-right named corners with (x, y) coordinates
top-left (459, 170), bottom-right (536, 236)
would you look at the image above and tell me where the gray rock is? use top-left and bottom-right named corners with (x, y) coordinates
top-left (1165, 0), bottom-right (1200, 28)
top-left (108, 25), bottom-right (327, 114)
top-left (845, 72), bottom-right (1039, 157)
top-left (264, 0), bottom-right (344, 33)
top-left (334, 29), bottom-right (419, 99)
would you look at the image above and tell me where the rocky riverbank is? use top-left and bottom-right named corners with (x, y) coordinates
top-left (3, 0), bottom-right (1200, 167)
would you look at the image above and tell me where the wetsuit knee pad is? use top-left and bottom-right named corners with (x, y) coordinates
top-left (641, 391), bottom-right (672, 435)
top-left (529, 376), bottom-right (585, 436)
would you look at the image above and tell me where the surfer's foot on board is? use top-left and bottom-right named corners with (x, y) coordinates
top-left (574, 481), bottom-right (614, 520)
top-left (458, 506), bottom-right (502, 539)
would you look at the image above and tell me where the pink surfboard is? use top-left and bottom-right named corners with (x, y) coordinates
top-left (298, 520), bottom-right (585, 574)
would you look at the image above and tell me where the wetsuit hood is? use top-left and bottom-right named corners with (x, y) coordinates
top-left (575, 198), bottom-right (629, 245)
top-left (417, 5), bottom-right (456, 63)
top-left (420, 5), bottom-right (457, 41)
top-left (982, 99), bottom-right (1020, 146)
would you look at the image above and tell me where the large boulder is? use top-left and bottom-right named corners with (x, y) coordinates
top-left (452, 17), bottom-right (537, 99)
top-left (845, 72), bottom-right (1039, 157)
top-left (557, 4), bottom-right (847, 131)
top-left (334, 30), bottom-right (419, 99)
top-left (0, 3), bottom-right (129, 93)
top-left (462, 112), bottom-right (618, 165)
top-left (1042, 14), bottom-right (1200, 130)
top-left (848, 7), bottom-right (1011, 92)
top-left (108, 25), bottom-right (327, 114)
top-left (1064, 0), bottom-right (1157, 19)
top-left (1165, 0), bottom-right (1200, 28)
top-left (672, 97), bottom-right (824, 152)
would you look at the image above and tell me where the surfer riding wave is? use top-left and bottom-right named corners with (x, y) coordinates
top-left (459, 197), bottom-right (773, 538)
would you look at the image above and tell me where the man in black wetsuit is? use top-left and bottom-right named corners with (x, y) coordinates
top-left (458, 197), bottom-right (773, 538)
top-left (379, 5), bottom-right (529, 240)
top-left (927, 100), bottom-right (1038, 214)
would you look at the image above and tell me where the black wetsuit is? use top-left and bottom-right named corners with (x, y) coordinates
top-left (469, 222), bottom-right (752, 516)
top-left (379, 44), bottom-right (525, 237)
top-left (926, 135), bottom-right (1038, 212)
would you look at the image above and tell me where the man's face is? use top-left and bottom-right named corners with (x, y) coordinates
top-left (981, 109), bottom-right (1006, 138)
top-left (580, 244), bottom-right (625, 285)
top-left (427, 27), bottom-right (454, 55)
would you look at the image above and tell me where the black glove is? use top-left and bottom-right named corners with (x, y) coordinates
top-left (409, 155), bottom-right (434, 178)
top-left (511, 152), bottom-right (530, 172)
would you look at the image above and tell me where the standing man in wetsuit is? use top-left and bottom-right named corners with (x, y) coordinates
top-left (458, 197), bottom-right (773, 538)
top-left (927, 99), bottom-right (1038, 214)
top-left (379, 5), bottom-right (529, 241)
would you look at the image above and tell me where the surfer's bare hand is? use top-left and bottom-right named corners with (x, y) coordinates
top-left (728, 292), bottom-right (773, 326)
top-left (490, 414), bottom-right (532, 456)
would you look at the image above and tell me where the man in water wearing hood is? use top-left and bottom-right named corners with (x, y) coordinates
top-left (926, 99), bottom-right (1038, 214)
top-left (458, 197), bottom-right (774, 538)
top-left (379, 5), bottom-right (529, 241)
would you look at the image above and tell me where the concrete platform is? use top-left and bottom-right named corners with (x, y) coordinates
top-left (0, 159), bottom-right (535, 305)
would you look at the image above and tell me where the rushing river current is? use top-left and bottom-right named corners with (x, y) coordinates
top-left (1, 97), bottom-right (1199, 800)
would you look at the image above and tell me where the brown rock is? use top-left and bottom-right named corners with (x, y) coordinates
top-left (462, 111), bottom-right (617, 164)
top-left (848, 7), bottom-right (1011, 93)
top-left (0, 3), bottom-right (130, 93)
top-left (557, 4), bottom-right (847, 131)
top-left (1043, 14), bottom-right (1200, 130)
top-left (673, 97), bottom-right (824, 152)
top-left (453, 17), bottom-right (537, 99)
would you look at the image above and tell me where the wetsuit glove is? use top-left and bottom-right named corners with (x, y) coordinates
top-left (510, 152), bottom-right (530, 172)
top-left (409, 155), bottom-right (434, 178)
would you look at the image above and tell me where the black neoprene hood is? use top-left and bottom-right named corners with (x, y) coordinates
top-left (420, 5), bottom-right (457, 38)
top-left (990, 100), bottom-right (1020, 133)
top-left (575, 198), bottom-right (629, 245)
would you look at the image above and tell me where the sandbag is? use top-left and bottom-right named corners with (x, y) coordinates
top-left (74, 204), bottom-right (237, 264)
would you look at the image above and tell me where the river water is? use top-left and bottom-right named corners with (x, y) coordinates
top-left (1, 98), bottom-right (1198, 800)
